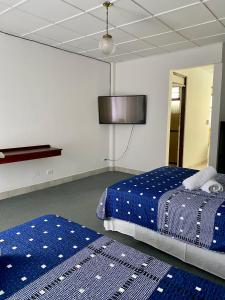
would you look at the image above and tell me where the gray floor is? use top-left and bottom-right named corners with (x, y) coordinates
top-left (0, 171), bottom-right (225, 287)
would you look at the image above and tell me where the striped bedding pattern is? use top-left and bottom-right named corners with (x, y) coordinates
top-left (97, 166), bottom-right (225, 252)
top-left (0, 215), bottom-right (225, 299)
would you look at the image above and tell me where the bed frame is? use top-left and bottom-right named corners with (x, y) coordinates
top-left (104, 218), bottom-right (225, 280)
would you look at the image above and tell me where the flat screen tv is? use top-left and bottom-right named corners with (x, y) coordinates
top-left (98, 95), bottom-right (147, 124)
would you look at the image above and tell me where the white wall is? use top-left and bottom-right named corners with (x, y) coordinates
top-left (113, 43), bottom-right (224, 172)
top-left (172, 67), bottom-right (213, 169)
top-left (0, 34), bottom-right (110, 193)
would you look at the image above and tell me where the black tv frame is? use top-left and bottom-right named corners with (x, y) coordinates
top-left (98, 95), bottom-right (147, 125)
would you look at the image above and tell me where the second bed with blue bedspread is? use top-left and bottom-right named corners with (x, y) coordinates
top-left (97, 166), bottom-right (225, 252)
top-left (1, 214), bottom-right (225, 299)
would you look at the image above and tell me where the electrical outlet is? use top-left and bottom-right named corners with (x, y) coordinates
top-left (46, 169), bottom-right (53, 175)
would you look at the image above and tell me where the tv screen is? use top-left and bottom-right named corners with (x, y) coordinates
top-left (98, 95), bottom-right (146, 124)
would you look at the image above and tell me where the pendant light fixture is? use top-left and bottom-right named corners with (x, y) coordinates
top-left (99, 1), bottom-right (115, 56)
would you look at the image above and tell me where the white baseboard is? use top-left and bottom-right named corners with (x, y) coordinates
top-left (0, 167), bottom-right (111, 201)
top-left (0, 166), bottom-right (142, 201)
top-left (113, 166), bottom-right (143, 175)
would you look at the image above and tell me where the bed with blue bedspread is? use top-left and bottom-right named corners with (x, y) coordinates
top-left (97, 166), bottom-right (225, 253)
top-left (0, 214), bottom-right (225, 299)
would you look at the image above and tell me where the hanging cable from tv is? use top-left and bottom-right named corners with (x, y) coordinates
top-left (104, 124), bottom-right (135, 162)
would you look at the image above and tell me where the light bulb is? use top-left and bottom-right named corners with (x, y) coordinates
top-left (99, 34), bottom-right (115, 56)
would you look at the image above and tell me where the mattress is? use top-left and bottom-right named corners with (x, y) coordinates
top-left (97, 166), bottom-right (225, 253)
top-left (1, 215), bottom-right (225, 299)
top-left (104, 218), bottom-right (225, 279)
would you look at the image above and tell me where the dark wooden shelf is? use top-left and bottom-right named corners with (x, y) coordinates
top-left (0, 145), bottom-right (62, 164)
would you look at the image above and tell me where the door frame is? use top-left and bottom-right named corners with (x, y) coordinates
top-left (171, 72), bottom-right (187, 167)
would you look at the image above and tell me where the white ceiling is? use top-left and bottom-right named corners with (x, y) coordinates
top-left (0, 0), bottom-right (224, 63)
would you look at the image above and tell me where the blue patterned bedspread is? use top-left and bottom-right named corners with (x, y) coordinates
top-left (97, 166), bottom-right (225, 252)
top-left (1, 215), bottom-right (225, 299)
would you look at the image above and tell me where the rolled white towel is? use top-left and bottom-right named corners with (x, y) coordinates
top-left (201, 179), bottom-right (223, 193)
top-left (182, 166), bottom-right (217, 190)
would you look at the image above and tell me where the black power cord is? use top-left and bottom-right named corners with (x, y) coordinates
top-left (104, 124), bottom-right (135, 162)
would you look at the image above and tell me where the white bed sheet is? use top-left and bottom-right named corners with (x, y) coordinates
top-left (104, 218), bottom-right (225, 279)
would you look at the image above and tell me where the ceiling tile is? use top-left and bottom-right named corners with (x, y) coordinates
top-left (0, 9), bottom-right (50, 35)
top-left (83, 48), bottom-right (104, 59)
top-left (136, 0), bottom-right (200, 15)
top-left (158, 3), bottom-right (215, 29)
top-left (93, 28), bottom-right (135, 44)
top-left (161, 41), bottom-right (196, 52)
top-left (115, 39), bottom-right (149, 55)
top-left (142, 31), bottom-right (186, 46)
top-left (194, 33), bottom-right (225, 46)
top-left (18, 0), bottom-right (82, 22)
top-left (61, 13), bottom-right (105, 35)
top-left (64, 0), bottom-right (103, 11)
top-left (65, 35), bottom-right (99, 50)
top-left (178, 21), bottom-right (225, 39)
top-left (137, 47), bottom-right (167, 57)
top-left (0, 1), bottom-right (10, 13)
top-left (107, 53), bottom-right (141, 63)
top-left (57, 43), bottom-right (82, 53)
top-left (100, 57), bottom-right (111, 62)
top-left (121, 17), bottom-right (170, 38)
top-left (0, 0), bottom-right (222, 63)
top-left (0, 0), bottom-right (24, 6)
top-left (35, 25), bottom-right (80, 43)
top-left (91, 0), bottom-right (150, 26)
top-left (204, 0), bottom-right (225, 19)
top-left (25, 33), bottom-right (59, 45)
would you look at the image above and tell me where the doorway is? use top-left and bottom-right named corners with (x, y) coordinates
top-left (168, 65), bottom-right (214, 170)
top-left (168, 72), bottom-right (186, 167)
